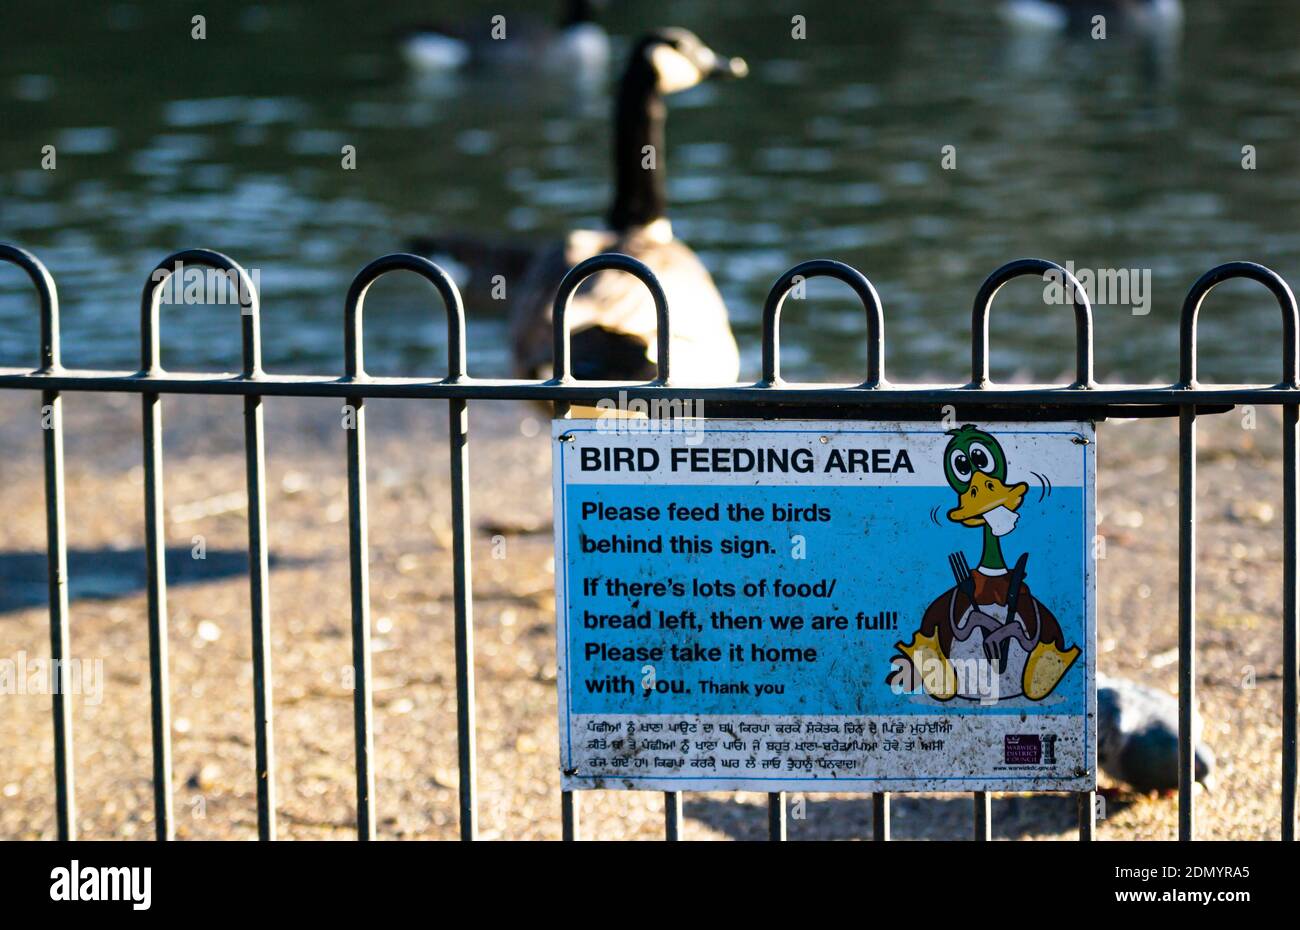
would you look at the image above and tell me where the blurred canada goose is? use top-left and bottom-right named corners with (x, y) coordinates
top-left (508, 28), bottom-right (747, 384)
top-left (1000, 0), bottom-right (1183, 32)
top-left (399, 0), bottom-right (608, 73)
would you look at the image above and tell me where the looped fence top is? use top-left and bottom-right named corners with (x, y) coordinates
top-left (551, 252), bottom-right (670, 384)
top-left (1178, 261), bottom-right (1299, 388)
top-left (344, 253), bottom-right (466, 382)
top-left (971, 258), bottom-right (1094, 389)
top-left (0, 243), bottom-right (60, 373)
top-left (761, 259), bottom-right (883, 386)
top-left (140, 249), bottom-right (261, 378)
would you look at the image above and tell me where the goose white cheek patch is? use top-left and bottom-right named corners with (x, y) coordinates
top-left (984, 505), bottom-right (1019, 537)
top-left (651, 45), bottom-right (703, 93)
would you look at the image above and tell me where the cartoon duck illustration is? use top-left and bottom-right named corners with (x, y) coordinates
top-left (888, 425), bottom-right (1080, 702)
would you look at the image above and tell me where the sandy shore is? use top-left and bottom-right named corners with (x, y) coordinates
top-left (0, 392), bottom-right (1290, 840)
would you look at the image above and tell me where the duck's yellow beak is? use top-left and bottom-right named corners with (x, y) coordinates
top-left (947, 472), bottom-right (1028, 526)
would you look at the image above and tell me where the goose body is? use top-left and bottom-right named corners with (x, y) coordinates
top-left (508, 29), bottom-right (747, 385)
top-left (1000, 0), bottom-right (1183, 32)
top-left (399, 0), bottom-right (608, 74)
top-left (401, 32), bottom-right (473, 71)
top-left (510, 224), bottom-right (738, 382)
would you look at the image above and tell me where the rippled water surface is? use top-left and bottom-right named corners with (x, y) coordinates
top-left (3, 0), bottom-right (1300, 383)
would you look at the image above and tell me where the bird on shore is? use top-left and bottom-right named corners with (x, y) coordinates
top-left (1097, 673), bottom-right (1215, 794)
top-left (399, 0), bottom-right (608, 74)
top-left (1000, 0), bottom-right (1183, 33)
top-left (414, 28), bottom-right (747, 385)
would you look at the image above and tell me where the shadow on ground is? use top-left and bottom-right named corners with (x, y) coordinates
top-left (0, 547), bottom-right (278, 613)
top-left (685, 791), bottom-right (1134, 840)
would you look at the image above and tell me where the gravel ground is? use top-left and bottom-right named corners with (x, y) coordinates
top-left (0, 393), bottom-right (1289, 840)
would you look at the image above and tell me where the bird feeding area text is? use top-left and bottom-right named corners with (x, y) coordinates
top-left (553, 420), bottom-right (1097, 792)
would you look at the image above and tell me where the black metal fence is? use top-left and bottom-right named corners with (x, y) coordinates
top-left (1, 242), bottom-right (1295, 842)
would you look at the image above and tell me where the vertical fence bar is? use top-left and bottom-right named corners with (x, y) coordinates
top-left (342, 279), bottom-right (373, 840)
top-left (1078, 790), bottom-right (1095, 840)
top-left (663, 793), bottom-right (682, 840)
top-left (141, 389), bottom-right (174, 839)
top-left (1175, 270), bottom-right (1203, 844)
top-left (655, 400), bottom-right (679, 841)
top-left (141, 256), bottom-right (172, 839)
top-left (768, 793), bottom-right (786, 841)
top-left (665, 790), bottom-right (686, 842)
top-left (4, 245), bottom-right (76, 841)
top-left (345, 393), bottom-right (376, 839)
top-left (556, 404), bottom-right (578, 841)
top-left (244, 393), bottom-right (276, 840)
top-left (556, 396), bottom-right (579, 844)
top-left (229, 263), bottom-right (276, 843)
top-left (1284, 402), bottom-right (1298, 841)
top-left (42, 389), bottom-right (74, 840)
top-left (561, 786), bottom-right (580, 840)
top-left (449, 396), bottom-right (478, 840)
top-left (557, 396), bottom-right (576, 842)
top-left (1178, 405), bottom-right (1196, 840)
top-left (872, 792), bottom-right (890, 841)
top-left (973, 792), bottom-right (991, 840)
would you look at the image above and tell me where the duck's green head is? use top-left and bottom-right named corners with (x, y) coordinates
top-left (943, 425), bottom-right (1028, 527)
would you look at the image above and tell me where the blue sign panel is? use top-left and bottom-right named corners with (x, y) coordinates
top-left (554, 420), bottom-right (1096, 792)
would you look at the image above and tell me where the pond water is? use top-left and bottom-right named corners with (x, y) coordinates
top-left (3, 0), bottom-right (1299, 383)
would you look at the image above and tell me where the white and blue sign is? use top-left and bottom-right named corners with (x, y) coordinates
top-left (553, 419), bottom-right (1096, 792)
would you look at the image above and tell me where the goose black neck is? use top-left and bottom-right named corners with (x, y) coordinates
top-left (608, 56), bottom-right (667, 231)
